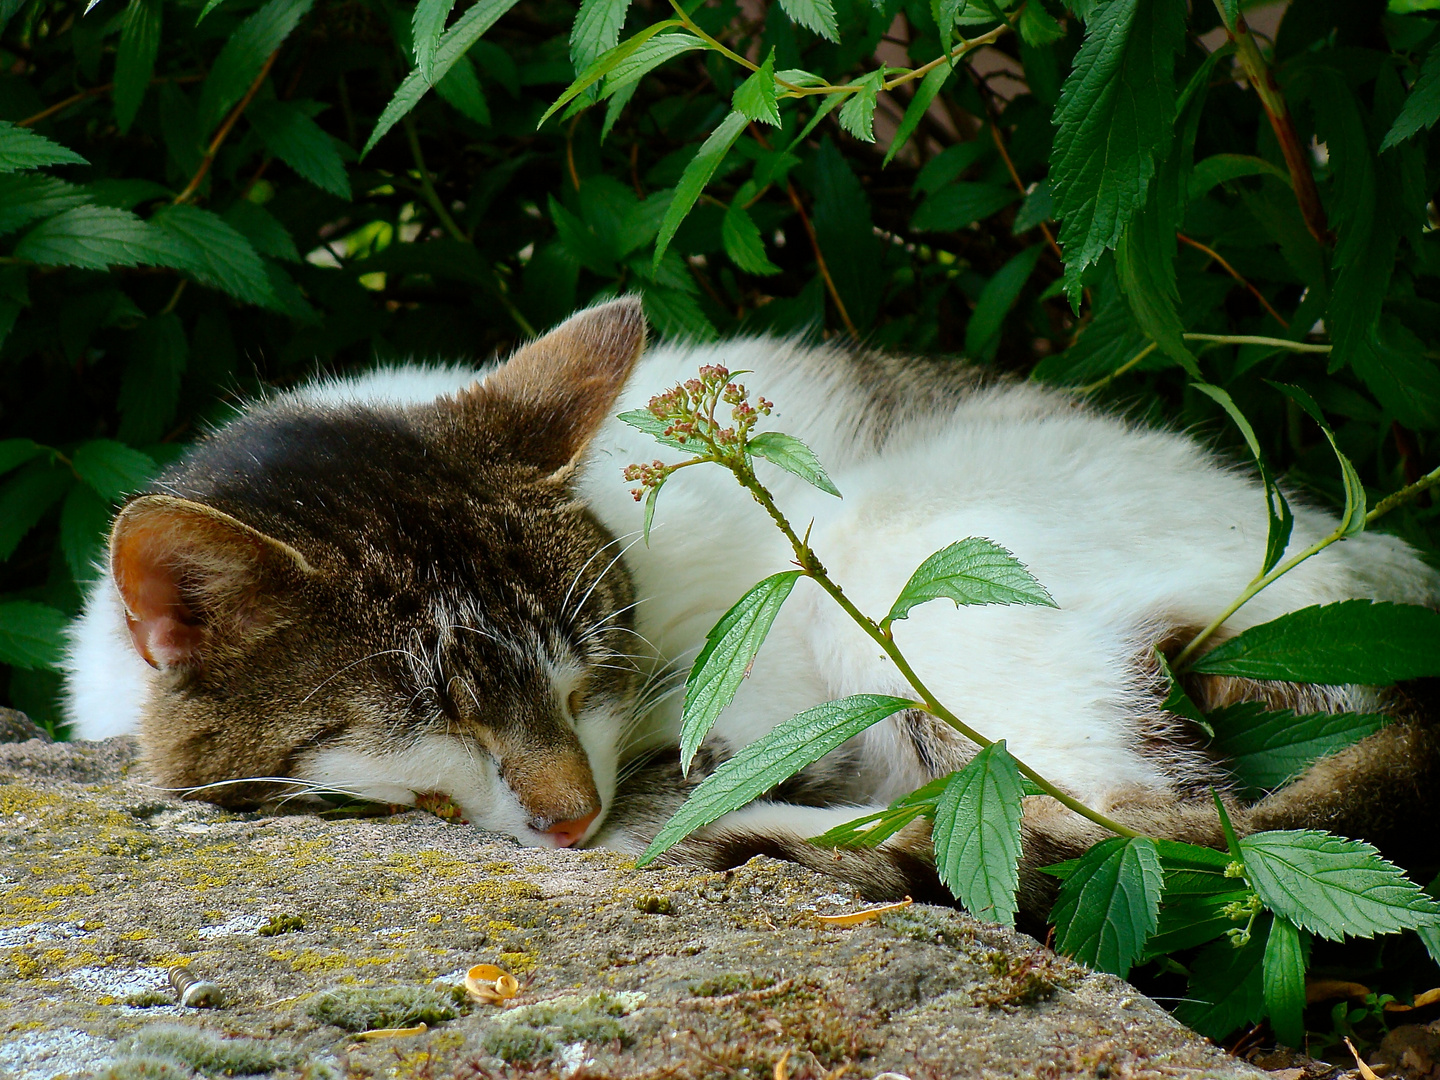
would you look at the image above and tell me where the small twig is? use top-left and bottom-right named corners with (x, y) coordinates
top-left (785, 179), bottom-right (857, 337)
top-left (566, 112), bottom-right (583, 191)
top-left (158, 279), bottom-right (188, 316)
top-left (174, 51), bottom-right (280, 205)
top-left (18, 73), bottom-right (203, 128)
top-left (1177, 233), bottom-right (1289, 327)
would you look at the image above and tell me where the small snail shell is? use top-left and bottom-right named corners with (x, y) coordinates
top-left (169, 965), bottom-right (224, 1008)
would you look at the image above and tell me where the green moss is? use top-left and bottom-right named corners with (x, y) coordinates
top-left (880, 907), bottom-right (976, 950)
top-left (257, 914), bottom-right (306, 937)
top-left (973, 949), bottom-right (1074, 1008)
top-left (85, 1056), bottom-right (196, 1080)
top-left (688, 973), bottom-right (775, 997)
top-left (632, 893), bottom-right (674, 915)
top-left (122, 990), bottom-right (174, 1008)
top-left (480, 992), bottom-right (633, 1061)
top-left (305, 985), bottom-right (459, 1031)
top-left (118, 1025), bottom-right (299, 1076)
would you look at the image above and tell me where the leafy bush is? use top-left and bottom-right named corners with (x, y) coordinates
top-left (3, 0), bottom-right (1440, 1049)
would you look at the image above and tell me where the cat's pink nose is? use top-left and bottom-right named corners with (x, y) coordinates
top-left (545, 810), bottom-right (599, 848)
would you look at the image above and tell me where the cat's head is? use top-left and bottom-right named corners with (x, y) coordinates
top-left (108, 299), bottom-right (649, 847)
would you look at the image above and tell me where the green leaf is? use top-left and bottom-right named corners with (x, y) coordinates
top-left (1239, 830), bottom-right (1440, 941)
top-left (114, 0), bottom-right (163, 134)
top-left (638, 283), bottom-right (717, 341)
top-left (247, 99), bottom-right (352, 199)
top-left (365, 0), bottom-right (526, 154)
top-left (599, 32), bottom-right (704, 101)
top-left (810, 780), bottom-right (943, 848)
top-left (932, 741), bottom-right (1025, 926)
top-left (1382, 42), bottom-right (1440, 151)
top-left (1050, 835), bottom-right (1162, 978)
top-left (884, 62), bottom-right (953, 167)
top-left (886, 537), bottom-right (1056, 625)
top-left (571, 0), bottom-right (632, 78)
top-left (964, 244), bottom-right (1043, 360)
top-left (1049, 0), bottom-right (1185, 301)
top-left (1144, 889), bottom-right (1252, 957)
top-left (1208, 703), bottom-right (1391, 799)
top-left (617, 408), bottom-right (690, 451)
top-left (0, 121), bottom-right (88, 173)
top-left (0, 440), bottom-right (43, 477)
top-left (1030, 269), bottom-right (1148, 384)
top-left (434, 55), bottom-right (491, 125)
top-left (197, 0), bottom-right (314, 134)
top-left (1188, 601), bottom-right (1440, 685)
top-left (911, 182), bottom-right (1018, 232)
top-left (1155, 650), bottom-right (1211, 736)
top-left (1263, 915), bottom-right (1308, 1048)
top-left (541, 21), bottom-right (682, 125)
top-left (678, 571), bottom-right (803, 774)
top-left (14, 207), bottom-right (183, 271)
top-left (1153, 837), bottom-right (1236, 895)
top-left (413, 0), bottom-right (459, 82)
top-left (639, 695), bottom-right (917, 864)
top-left (0, 600), bottom-right (69, 670)
top-left (1011, 180), bottom-right (1052, 234)
top-left (71, 439), bottom-right (157, 503)
top-left (838, 68), bottom-right (886, 144)
top-left (734, 51), bottom-right (781, 127)
top-left (1173, 924), bottom-right (1268, 1040)
top-left (1187, 153), bottom-right (1290, 201)
top-left (747, 432), bottom-right (840, 497)
top-left (777, 0), bottom-right (838, 41)
top-left (1191, 383), bottom-right (1292, 574)
top-left (0, 461), bottom-right (72, 560)
top-left (1269, 383), bottom-right (1365, 538)
top-left (653, 110), bottom-right (747, 270)
top-left (0, 175), bottom-right (91, 236)
top-left (224, 200), bottom-right (300, 262)
top-left (1017, 0), bottom-right (1064, 45)
top-left (118, 314), bottom-right (188, 445)
top-left (60, 484), bottom-right (112, 585)
top-left (721, 200), bottom-right (781, 276)
top-left (150, 205), bottom-right (274, 307)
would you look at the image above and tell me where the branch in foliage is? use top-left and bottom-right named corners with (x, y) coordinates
top-left (174, 51), bottom-right (280, 205)
top-left (18, 74), bottom-right (204, 129)
top-left (784, 179), bottom-right (858, 338)
top-left (1177, 234), bottom-right (1289, 328)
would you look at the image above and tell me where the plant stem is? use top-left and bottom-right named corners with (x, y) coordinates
top-left (174, 51), bottom-right (280, 206)
top-left (785, 179), bottom-right (858, 337)
top-left (1176, 234), bottom-right (1289, 328)
top-left (1183, 333), bottom-right (1328, 352)
top-left (728, 456), bottom-right (1140, 839)
top-left (1173, 458), bottom-right (1440, 668)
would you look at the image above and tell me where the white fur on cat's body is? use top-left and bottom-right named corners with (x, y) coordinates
top-left (65, 338), bottom-right (1440, 845)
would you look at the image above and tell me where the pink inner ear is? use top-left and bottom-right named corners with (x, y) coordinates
top-left (118, 553), bottom-right (208, 670)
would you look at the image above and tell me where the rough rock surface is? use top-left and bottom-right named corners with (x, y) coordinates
top-left (0, 738), bottom-right (1263, 1080)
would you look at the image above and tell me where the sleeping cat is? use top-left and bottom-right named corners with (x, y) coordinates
top-left (62, 298), bottom-right (1440, 914)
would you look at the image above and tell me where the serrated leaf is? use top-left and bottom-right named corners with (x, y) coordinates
top-left (639, 695), bottom-right (917, 864)
top-left (14, 207), bottom-right (184, 270)
top-left (777, 0), bottom-right (838, 41)
top-left (0, 461), bottom-right (72, 560)
top-left (1049, 0), bottom-right (1185, 301)
top-left (1144, 889), bottom-right (1252, 957)
top-left (838, 68), bottom-right (885, 143)
top-left (599, 31), bottom-right (704, 101)
top-left (637, 282), bottom-right (716, 340)
top-left (653, 110), bottom-right (747, 269)
top-left (886, 537), bottom-right (1055, 625)
top-left (0, 175), bottom-right (91, 235)
top-left (434, 55), bottom-right (490, 126)
top-left (118, 314), bottom-right (188, 445)
top-left (1155, 649), bottom-right (1210, 735)
top-left (1011, 180), bottom-right (1052, 233)
top-left (911, 182), bottom-right (1019, 232)
top-left (0, 440), bottom-right (43, 477)
top-left (1382, 42), bottom-right (1440, 151)
top-left (810, 779), bottom-right (943, 848)
top-left (1239, 830), bottom-right (1440, 941)
top-left (365, 0), bottom-right (525, 154)
top-left (1208, 703), bottom-right (1390, 799)
top-left (60, 484), bottom-right (112, 585)
top-left (1017, 0), bottom-right (1064, 45)
top-left (734, 51), bottom-right (781, 127)
top-left (1187, 153), bottom-right (1290, 201)
top-left (1031, 268), bottom-right (1149, 383)
top-left (150, 205), bottom-right (274, 307)
top-left (1153, 837), bottom-right (1236, 895)
top-left (965, 244), bottom-right (1042, 360)
top-left (197, 0), bottom-right (314, 134)
top-left (885, 61), bottom-right (953, 167)
top-left (571, 0), bottom-right (631, 78)
top-left (679, 571), bottom-right (803, 774)
top-left (0, 600), bottom-right (69, 670)
top-left (114, 0), bottom-right (162, 133)
top-left (1269, 382), bottom-right (1365, 537)
top-left (541, 20), bottom-right (682, 126)
top-left (247, 99), bottom-right (352, 199)
top-left (1191, 383), bottom-right (1292, 573)
top-left (747, 432), bottom-right (839, 497)
top-left (1263, 915), bottom-right (1308, 1048)
top-left (71, 440), bottom-right (157, 503)
top-left (617, 408), bottom-right (690, 451)
top-left (224, 200), bottom-right (300, 262)
top-left (1173, 925), bottom-right (1268, 1040)
top-left (1050, 835), bottom-right (1162, 978)
top-left (933, 741), bottom-right (1024, 926)
top-left (0, 122), bottom-right (88, 173)
top-left (1188, 601), bottom-right (1440, 685)
top-left (721, 200), bottom-right (781, 276)
top-left (413, 0), bottom-right (458, 82)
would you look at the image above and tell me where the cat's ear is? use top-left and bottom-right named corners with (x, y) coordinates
top-left (463, 296), bottom-right (647, 472)
top-left (109, 495), bottom-right (315, 670)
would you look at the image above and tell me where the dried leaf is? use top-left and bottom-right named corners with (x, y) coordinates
top-left (465, 963), bottom-right (520, 1004)
top-left (814, 896), bottom-right (912, 926)
top-left (354, 1022), bottom-right (428, 1039)
top-left (414, 791), bottom-right (468, 823)
top-left (1385, 986), bottom-right (1440, 1011)
top-left (1346, 1036), bottom-right (1381, 1080)
top-left (1305, 979), bottom-right (1371, 1004)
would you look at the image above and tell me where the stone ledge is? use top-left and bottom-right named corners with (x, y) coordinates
top-left (0, 738), bottom-right (1262, 1079)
